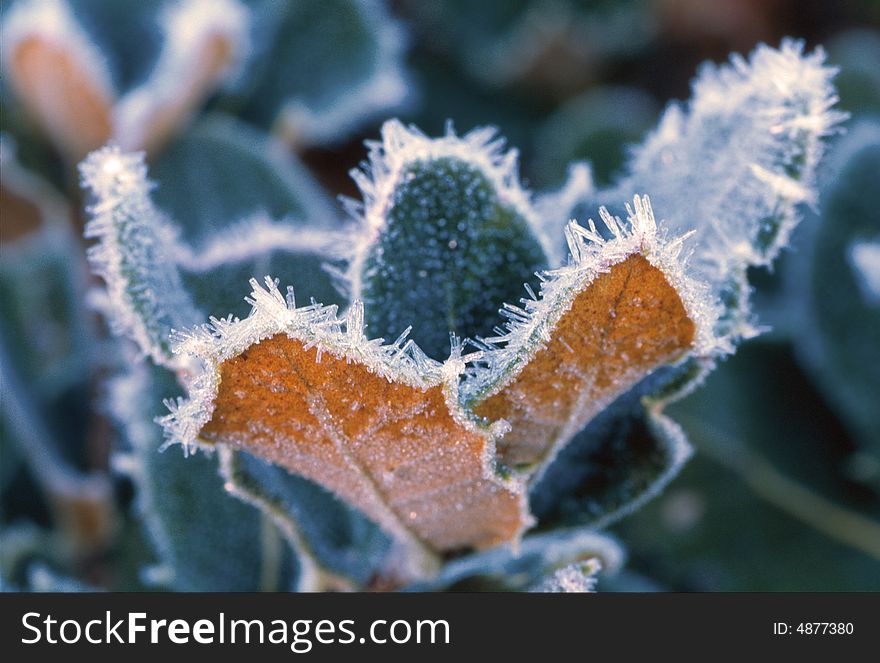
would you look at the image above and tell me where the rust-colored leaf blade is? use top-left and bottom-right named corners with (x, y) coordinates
top-left (202, 334), bottom-right (524, 552)
top-left (7, 35), bottom-right (113, 160)
top-left (116, 34), bottom-right (236, 154)
top-left (475, 254), bottom-right (695, 468)
top-left (465, 197), bottom-right (713, 478)
top-left (163, 280), bottom-right (528, 573)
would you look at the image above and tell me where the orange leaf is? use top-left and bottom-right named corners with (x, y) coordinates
top-left (465, 196), bottom-right (713, 478)
top-left (6, 34), bottom-right (113, 160)
top-left (115, 27), bottom-right (239, 154)
top-left (474, 254), bottom-right (695, 469)
top-left (163, 282), bottom-right (529, 576)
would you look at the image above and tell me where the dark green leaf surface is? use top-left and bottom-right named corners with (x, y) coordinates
top-left (361, 156), bottom-right (547, 359)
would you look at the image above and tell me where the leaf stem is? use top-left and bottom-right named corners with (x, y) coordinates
top-left (680, 416), bottom-right (880, 562)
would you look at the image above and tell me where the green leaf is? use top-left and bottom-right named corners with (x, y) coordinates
top-left (220, 449), bottom-right (391, 589)
top-left (405, 526), bottom-right (623, 592)
top-left (109, 361), bottom-right (299, 591)
top-left (80, 146), bottom-right (199, 366)
top-left (151, 114), bottom-right (344, 318)
top-left (353, 121), bottom-right (548, 360)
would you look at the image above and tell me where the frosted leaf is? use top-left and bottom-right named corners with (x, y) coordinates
top-left (0, 342), bottom-right (116, 556)
top-left (217, 446), bottom-right (392, 591)
top-left (160, 277), bottom-right (530, 579)
top-left (464, 196), bottom-right (718, 478)
top-left (849, 240), bottom-right (880, 305)
top-left (348, 119), bottom-right (549, 359)
top-left (407, 526), bottom-right (623, 591)
top-left (1, 0), bottom-right (250, 158)
top-left (106, 360), bottom-right (300, 591)
top-left (0, 0), bottom-right (115, 159)
top-left (113, 0), bottom-right (251, 153)
top-left (616, 39), bottom-right (845, 327)
top-left (348, 119), bottom-right (551, 286)
top-left (532, 559), bottom-right (601, 593)
top-left (79, 146), bottom-right (200, 367)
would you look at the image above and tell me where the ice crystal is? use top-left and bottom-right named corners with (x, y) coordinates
top-left (463, 196), bottom-right (717, 479)
top-left (533, 559), bottom-right (602, 593)
top-left (346, 119), bottom-right (549, 359)
top-left (618, 39), bottom-right (845, 313)
top-left (79, 146), bottom-right (199, 367)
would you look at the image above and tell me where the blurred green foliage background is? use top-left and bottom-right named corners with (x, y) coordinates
top-left (2, 0), bottom-right (879, 591)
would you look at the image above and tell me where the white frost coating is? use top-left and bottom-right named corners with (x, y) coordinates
top-left (275, 0), bottom-right (409, 147)
top-left (160, 275), bottom-right (491, 452)
top-left (109, 362), bottom-right (332, 592)
top-left (159, 276), bottom-right (526, 571)
top-left (463, 194), bottom-right (723, 406)
top-left (216, 447), bottom-right (340, 592)
top-left (80, 145), bottom-right (149, 200)
top-left (619, 39), bottom-right (845, 294)
top-left (114, 0), bottom-right (251, 151)
top-left (105, 365), bottom-right (180, 589)
top-left (533, 161), bottom-right (596, 266)
top-left (80, 146), bottom-right (199, 367)
top-left (850, 240), bottom-right (880, 305)
top-left (414, 526), bottom-right (624, 590)
top-left (0, 0), bottom-right (115, 99)
top-left (346, 118), bottom-right (551, 298)
top-left (170, 212), bottom-right (342, 272)
top-left (533, 559), bottom-right (601, 593)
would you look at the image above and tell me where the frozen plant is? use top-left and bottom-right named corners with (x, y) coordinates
top-left (0, 0), bottom-right (408, 160)
top-left (75, 39), bottom-right (844, 590)
top-left (0, 0), bottom-right (411, 588)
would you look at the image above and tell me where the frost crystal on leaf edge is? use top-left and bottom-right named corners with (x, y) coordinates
top-left (462, 194), bottom-right (724, 407)
top-left (344, 118), bottom-right (553, 299)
